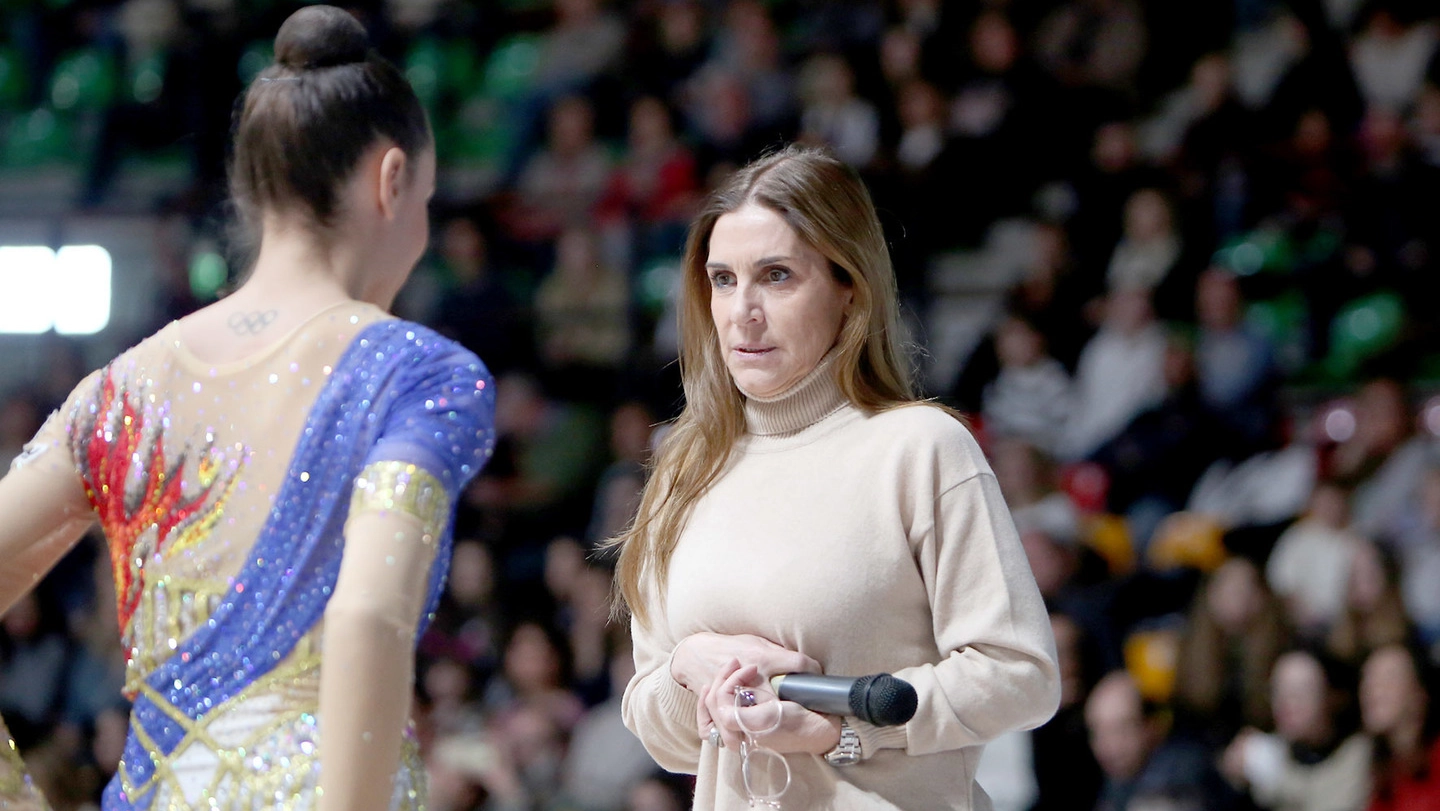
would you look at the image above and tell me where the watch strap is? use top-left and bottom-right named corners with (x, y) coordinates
top-left (824, 718), bottom-right (863, 766)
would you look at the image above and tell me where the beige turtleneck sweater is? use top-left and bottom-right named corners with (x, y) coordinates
top-left (621, 359), bottom-right (1061, 810)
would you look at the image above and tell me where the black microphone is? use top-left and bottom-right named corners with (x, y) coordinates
top-left (768, 673), bottom-right (918, 727)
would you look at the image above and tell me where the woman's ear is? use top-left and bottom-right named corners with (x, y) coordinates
top-left (377, 147), bottom-right (409, 221)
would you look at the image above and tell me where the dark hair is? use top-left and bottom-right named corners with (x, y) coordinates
top-left (230, 6), bottom-right (431, 231)
top-left (1369, 642), bottom-right (1440, 801)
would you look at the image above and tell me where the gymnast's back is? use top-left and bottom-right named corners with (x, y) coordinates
top-left (0, 7), bottom-right (494, 810)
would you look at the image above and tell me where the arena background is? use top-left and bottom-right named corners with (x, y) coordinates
top-left (1, 1), bottom-right (1439, 809)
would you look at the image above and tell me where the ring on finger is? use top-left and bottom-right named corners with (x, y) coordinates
top-left (707, 725), bottom-right (724, 748)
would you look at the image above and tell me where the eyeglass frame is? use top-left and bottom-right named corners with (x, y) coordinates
top-left (733, 687), bottom-right (792, 807)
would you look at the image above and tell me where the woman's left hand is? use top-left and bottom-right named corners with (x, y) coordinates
top-left (697, 660), bottom-right (842, 756)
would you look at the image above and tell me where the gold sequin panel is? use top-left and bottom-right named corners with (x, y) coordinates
top-left (349, 461), bottom-right (449, 540)
top-left (122, 575), bottom-right (228, 698)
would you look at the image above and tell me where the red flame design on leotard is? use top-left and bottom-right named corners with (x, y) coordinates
top-left (80, 374), bottom-right (238, 636)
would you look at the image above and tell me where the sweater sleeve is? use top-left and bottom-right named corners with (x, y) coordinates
top-left (620, 612), bottom-right (702, 774)
top-left (875, 469), bottom-right (1061, 757)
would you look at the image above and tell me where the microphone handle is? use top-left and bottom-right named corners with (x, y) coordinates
top-left (768, 674), bottom-right (858, 717)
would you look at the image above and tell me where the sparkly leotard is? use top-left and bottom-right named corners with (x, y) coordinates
top-left (10, 301), bottom-right (494, 810)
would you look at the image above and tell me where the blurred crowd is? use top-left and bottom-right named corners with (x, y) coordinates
top-left (6, 0), bottom-right (1440, 809)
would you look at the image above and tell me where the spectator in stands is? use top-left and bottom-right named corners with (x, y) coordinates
top-left (683, 68), bottom-right (771, 178)
top-left (1059, 289), bottom-right (1168, 461)
top-left (1346, 103), bottom-right (1440, 313)
top-left (585, 400), bottom-right (653, 548)
top-left (560, 645), bottom-right (662, 811)
top-left (469, 372), bottom-right (607, 596)
top-left (1035, 0), bottom-right (1147, 95)
top-left (419, 538), bottom-right (503, 730)
top-left (1195, 266), bottom-right (1277, 447)
top-left (0, 590), bottom-right (70, 749)
top-left (1267, 480), bottom-right (1361, 638)
top-left (534, 0), bottom-right (625, 96)
top-left (534, 226), bottom-right (631, 383)
top-left (875, 76), bottom-right (949, 294)
top-left (1361, 643), bottom-right (1440, 811)
top-left (1065, 120), bottom-right (1166, 307)
top-left (624, 773), bottom-right (692, 811)
top-left (974, 724), bottom-right (1038, 811)
top-left (796, 53), bottom-right (879, 169)
top-left (892, 79), bottom-right (946, 176)
top-left (1174, 556), bottom-right (1289, 744)
top-left (982, 313), bottom-right (1072, 455)
top-left (544, 543), bottom-right (613, 705)
top-left (510, 96), bottom-right (613, 242)
top-left (1090, 334), bottom-right (1228, 550)
top-left (431, 214), bottom-right (528, 376)
top-left (472, 701), bottom-right (570, 811)
top-left (0, 391), bottom-right (45, 472)
top-left (627, 1), bottom-right (708, 103)
top-left (877, 25), bottom-right (924, 91)
top-left (992, 438), bottom-right (1081, 551)
top-left (1086, 670), bottom-right (1236, 811)
top-left (928, 9), bottom-right (1056, 245)
top-left (1331, 378), bottom-right (1432, 540)
top-left (1326, 540), bottom-right (1412, 670)
top-left (1385, 463), bottom-right (1440, 647)
top-left (59, 550), bottom-right (126, 734)
top-left (1414, 84), bottom-right (1440, 169)
top-left (1106, 187), bottom-right (1194, 320)
top-left (704, 1), bottom-right (794, 132)
top-left (1221, 648), bottom-right (1371, 811)
top-left (596, 96), bottom-right (700, 269)
top-left (1348, 7), bottom-right (1438, 112)
top-left (482, 620), bottom-right (585, 739)
top-left (1032, 612), bottom-right (1105, 811)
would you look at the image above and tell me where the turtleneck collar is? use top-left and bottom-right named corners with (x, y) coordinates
top-left (738, 349), bottom-right (849, 436)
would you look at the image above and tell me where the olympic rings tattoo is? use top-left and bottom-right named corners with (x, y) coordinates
top-left (227, 310), bottom-right (279, 336)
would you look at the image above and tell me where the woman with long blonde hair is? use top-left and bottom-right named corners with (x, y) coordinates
top-left (615, 145), bottom-right (1059, 809)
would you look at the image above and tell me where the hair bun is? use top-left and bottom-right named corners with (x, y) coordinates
top-left (274, 6), bottom-right (369, 70)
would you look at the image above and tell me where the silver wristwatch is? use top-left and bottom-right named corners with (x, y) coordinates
top-left (824, 719), bottom-right (862, 767)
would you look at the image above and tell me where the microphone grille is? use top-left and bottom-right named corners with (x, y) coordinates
top-left (850, 674), bottom-right (918, 727)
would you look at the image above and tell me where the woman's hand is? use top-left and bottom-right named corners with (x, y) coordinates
top-left (670, 632), bottom-right (820, 693)
top-left (696, 661), bottom-right (841, 756)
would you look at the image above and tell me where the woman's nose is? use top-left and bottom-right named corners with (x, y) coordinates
top-left (731, 282), bottom-right (762, 325)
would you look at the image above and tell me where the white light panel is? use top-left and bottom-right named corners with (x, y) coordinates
top-left (0, 245), bottom-right (112, 335)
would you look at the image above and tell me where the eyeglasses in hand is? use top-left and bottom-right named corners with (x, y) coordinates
top-left (733, 686), bottom-right (791, 807)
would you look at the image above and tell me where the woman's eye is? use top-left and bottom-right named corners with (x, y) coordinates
top-left (710, 272), bottom-right (735, 288)
top-left (767, 267), bottom-right (790, 282)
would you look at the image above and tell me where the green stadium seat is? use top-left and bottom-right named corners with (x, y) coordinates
top-left (443, 89), bottom-right (514, 164)
top-left (1245, 292), bottom-right (1309, 374)
top-left (1214, 228), bottom-right (1295, 276)
top-left (0, 47), bottom-right (27, 109)
top-left (405, 38), bottom-right (445, 111)
top-left (1325, 290), bottom-right (1405, 380)
top-left (3, 107), bottom-right (74, 167)
top-left (49, 48), bottom-right (117, 112)
top-left (238, 40), bottom-right (274, 85)
top-left (442, 38), bottom-right (479, 94)
top-left (481, 35), bottom-right (540, 99)
top-left (129, 51), bottom-right (166, 105)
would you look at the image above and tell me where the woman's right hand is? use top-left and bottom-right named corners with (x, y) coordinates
top-left (670, 632), bottom-right (820, 693)
top-left (697, 661), bottom-right (842, 755)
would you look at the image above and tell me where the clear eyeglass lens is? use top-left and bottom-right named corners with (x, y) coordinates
top-left (741, 740), bottom-right (790, 806)
top-left (734, 688), bottom-right (783, 736)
